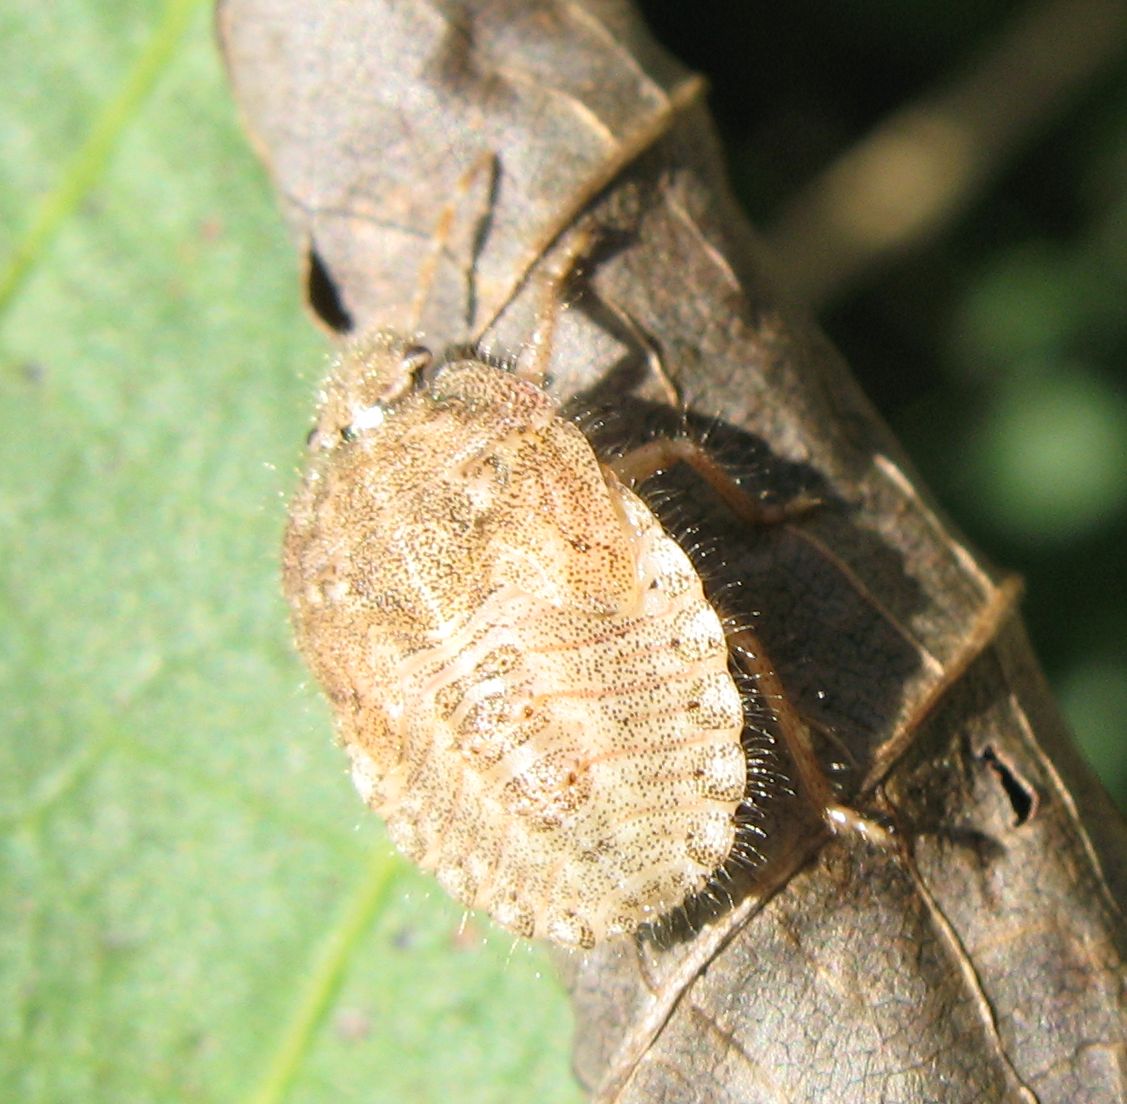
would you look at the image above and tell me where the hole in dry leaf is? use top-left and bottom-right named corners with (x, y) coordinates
top-left (306, 244), bottom-right (353, 333)
top-left (980, 745), bottom-right (1037, 826)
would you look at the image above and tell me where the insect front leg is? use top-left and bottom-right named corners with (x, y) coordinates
top-left (409, 150), bottom-right (500, 335)
top-left (514, 222), bottom-right (602, 386)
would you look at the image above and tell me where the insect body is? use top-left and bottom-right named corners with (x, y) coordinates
top-left (283, 332), bottom-right (749, 948)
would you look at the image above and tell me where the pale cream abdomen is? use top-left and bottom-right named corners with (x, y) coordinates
top-left (346, 484), bottom-right (745, 947)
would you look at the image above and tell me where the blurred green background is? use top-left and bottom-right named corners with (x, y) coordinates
top-left (1, 2), bottom-right (1123, 1102)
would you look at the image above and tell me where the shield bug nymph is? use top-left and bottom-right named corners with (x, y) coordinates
top-left (282, 328), bottom-right (800, 949)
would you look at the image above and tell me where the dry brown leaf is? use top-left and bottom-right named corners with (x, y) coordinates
top-left (218, 1), bottom-right (1127, 1099)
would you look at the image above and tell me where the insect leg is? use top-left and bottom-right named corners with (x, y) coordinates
top-left (609, 426), bottom-right (891, 844)
top-left (409, 151), bottom-right (499, 333)
top-left (727, 624), bottom-right (895, 844)
top-left (515, 222), bottom-right (601, 385)
top-left (608, 436), bottom-right (822, 527)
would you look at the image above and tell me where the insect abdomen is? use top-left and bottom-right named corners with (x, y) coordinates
top-left (345, 485), bottom-right (746, 947)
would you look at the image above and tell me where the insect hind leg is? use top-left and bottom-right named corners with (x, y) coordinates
top-left (608, 429), bottom-right (888, 854)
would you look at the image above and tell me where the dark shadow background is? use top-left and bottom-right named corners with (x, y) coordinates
top-left (639, 0), bottom-right (1127, 809)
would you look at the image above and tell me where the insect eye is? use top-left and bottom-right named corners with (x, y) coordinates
top-left (400, 345), bottom-right (434, 388)
top-left (340, 425), bottom-right (357, 442)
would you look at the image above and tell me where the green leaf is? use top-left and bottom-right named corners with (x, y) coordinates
top-left (0, 5), bottom-right (581, 1102)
